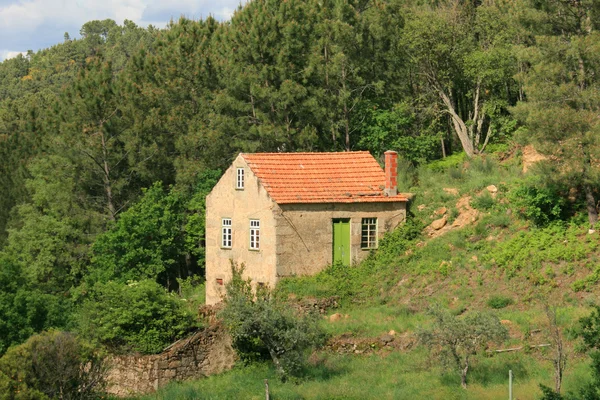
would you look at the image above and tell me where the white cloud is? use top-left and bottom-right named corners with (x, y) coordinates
top-left (0, 0), bottom-right (244, 57)
top-left (0, 50), bottom-right (26, 61)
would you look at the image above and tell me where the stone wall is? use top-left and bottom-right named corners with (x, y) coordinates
top-left (105, 324), bottom-right (235, 397)
top-left (275, 202), bottom-right (406, 277)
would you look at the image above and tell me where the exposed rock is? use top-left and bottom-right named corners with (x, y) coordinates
top-left (435, 206), bottom-right (448, 216)
top-left (430, 216), bottom-right (447, 230)
top-left (329, 313), bottom-right (343, 322)
top-left (443, 187), bottom-right (459, 196)
top-left (388, 330), bottom-right (396, 336)
top-left (486, 185), bottom-right (498, 194)
top-left (417, 204), bottom-right (427, 211)
top-left (380, 334), bottom-right (395, 345)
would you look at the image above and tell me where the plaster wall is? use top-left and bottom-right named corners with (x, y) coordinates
top-left (205, 154), bottom-right (278, 305)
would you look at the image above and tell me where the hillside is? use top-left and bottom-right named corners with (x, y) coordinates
top-left (138, 148), bottom-right (600, 400)
top-left (1, 0), bottom-right (600, 399)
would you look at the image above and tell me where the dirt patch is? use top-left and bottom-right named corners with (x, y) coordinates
top-left (522, 145), bottom-right (547, 173)
top-left (325, 332), bottom-right (416, 355)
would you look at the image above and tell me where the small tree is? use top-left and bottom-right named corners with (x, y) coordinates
top-left (0, 330), bottom-right (106, 400)
top-left (219, 264), bottom-right (326, 381)
top-left (545, 304), bottom-right (567, 395)
top-left (419, 307), bottom-right (508, 389)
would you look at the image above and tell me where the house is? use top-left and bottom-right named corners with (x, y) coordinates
top-left (205, 150), bottom-right (408, 305)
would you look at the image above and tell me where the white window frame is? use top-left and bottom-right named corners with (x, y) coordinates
top-left (221, 218), bottom-right (232, 248)
top-left (249, 219), bottom-right (260, 250)
top-left (236, 168), bottom-right (245, 190)
top-left (361, 218), bottom-right (378, 249)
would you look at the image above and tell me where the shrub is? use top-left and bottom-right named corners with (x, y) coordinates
top-left (418, 307), bottom-right (508, 389)
top-left (77, 280), bottom-right (198, 354)
top-left (486, 295), bottom-right (513, 309)
top-left (472, 191), bottom-right (495, 210)
top-left (220, 264), bottom-right (327, 381)
top-left (509, 182), bottom-right (566, 226)
top-left (0, 330), bottom-right (106, 400)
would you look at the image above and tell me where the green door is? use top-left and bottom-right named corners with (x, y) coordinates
top-left (332, 219), bottom-right (351, 266)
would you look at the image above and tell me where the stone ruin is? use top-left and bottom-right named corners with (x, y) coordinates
top-left (105, 323), bottom-right (235, 397)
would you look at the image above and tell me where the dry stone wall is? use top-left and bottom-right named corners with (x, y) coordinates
top-left (106, 324), bottom-right (235, 397)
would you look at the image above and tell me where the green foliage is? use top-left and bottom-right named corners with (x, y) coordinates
top-left (220, 264), bottom-right (326, 381)
top-left (355, 102), bottom-right (442, 162)
top-left (427, 153), bottom-right (467, 172)
top-left (0, 254), bottom-right (73, 356)
top-left (485, 223), bottom-right (596, 279)
top-left (486, 295), bottom-right (513, 309)
top-left (89, 172), bottom-right (219, 289)
top-left (472, 191), bottom-right (495, 211)
top-left (90, 182), bottom-right (187, 286)
top-left (77, 279), bottom-right (197, 354)
top-left (418, 307), bottom-right (508, 388)
top-left (0, 330), bottom-right (106, 400)
top-left (510, 181), bottom-right (567, 226)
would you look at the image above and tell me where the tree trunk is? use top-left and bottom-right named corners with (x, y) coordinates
top-left (267, 346), bottom-right (286, 379)
top-left (584, 184), bottom-right (598, 231)
top-left (438, 89), bottom-right (475, 157)
top-left (100, 130), bottom-right (116, 220)
top-left (461, 358), bottom-right (469, 389)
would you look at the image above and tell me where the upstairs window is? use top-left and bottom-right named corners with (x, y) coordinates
top-left (361, 218), bottom-right (377, 249)
top-left (236, 168), bottom-right (245, 189)
top-left (222, 218), bottom-right (232, 248)
top-left (249, 219), bottom-right (260, 250)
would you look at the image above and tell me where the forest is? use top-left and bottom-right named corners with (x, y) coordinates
top-left (1, 0), bottom-right (600, 398)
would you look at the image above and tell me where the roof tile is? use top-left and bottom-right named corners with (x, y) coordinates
top-left (241, 151), bottom-right (407, 204)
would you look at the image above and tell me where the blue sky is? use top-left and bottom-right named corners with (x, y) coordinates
top-left (0, 0), bottom-right (243, 61)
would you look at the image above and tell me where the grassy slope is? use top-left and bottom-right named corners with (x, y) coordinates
top-left (142, 148), bottom-right (600, 400)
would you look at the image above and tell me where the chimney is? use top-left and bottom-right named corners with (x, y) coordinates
top-left (384, 150), bottom-right (398, 197)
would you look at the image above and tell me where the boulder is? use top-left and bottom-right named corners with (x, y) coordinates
top-left (435, 206), bottom-right (448, 216)
top-left (431, 216), bottom-right (447, 230)
top-left (329, 313), bottom-right (343, 322)
top-left (486, 184), bottom-right (498, 194)
top-left (380, 334), bottom-right (395, 345)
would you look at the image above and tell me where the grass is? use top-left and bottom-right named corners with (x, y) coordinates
top-left (140, 345), bottom-right (592, 400)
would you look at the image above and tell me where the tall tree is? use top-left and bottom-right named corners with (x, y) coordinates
top-left (513, 0), bottom-right (600, 230)
top-left (402, 0), bottom-right (521, 157)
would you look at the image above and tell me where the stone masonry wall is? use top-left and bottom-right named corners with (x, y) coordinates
top-left (105, 324), bottom-right (235, 397)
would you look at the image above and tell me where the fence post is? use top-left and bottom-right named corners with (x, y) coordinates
top-left (265, 379), bottom-right (270, 400)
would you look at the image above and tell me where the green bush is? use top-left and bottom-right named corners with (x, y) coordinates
top-left (509, 182), bottom-right (566, 226)
top-left (472, 191), bottom-right (495, 210)
top-left (0, 330), bottom-right (106, 400)
top-left (220, 264), bottom-right (327, 381)
top-left (486, 295), bottom-right (513, 309)
top-left (77, 280), bottom-right (198, 354)
top-left (427, 153), bottom-right (466, 172)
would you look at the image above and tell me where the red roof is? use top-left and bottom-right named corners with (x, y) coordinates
top-left (241, 151), bottom-right (408, 204)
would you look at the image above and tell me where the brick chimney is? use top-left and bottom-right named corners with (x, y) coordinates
top-left (384, 150), bottom-right (398, 197)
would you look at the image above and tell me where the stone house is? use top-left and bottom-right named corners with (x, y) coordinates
top-left (205, 151), bottom-right (408, 305)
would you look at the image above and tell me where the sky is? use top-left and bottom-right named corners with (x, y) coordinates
top-left (0, 0), bottom-right (243, 61)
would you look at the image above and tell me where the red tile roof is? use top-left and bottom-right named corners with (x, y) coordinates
top-left (241, 151), bottom-right (408, 204)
